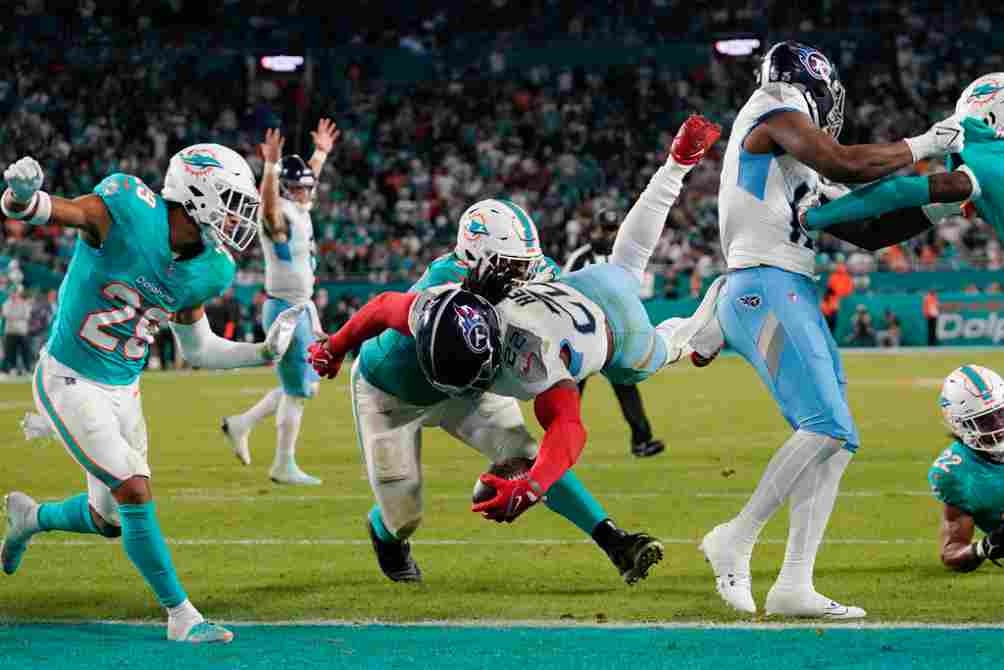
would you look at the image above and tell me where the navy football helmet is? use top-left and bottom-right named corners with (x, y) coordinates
top-left (414, 288), bottom-right (502, 397)
top-left (590, 208), bottom-right (620, 256)
top-left (279, 154), bottom-right (316, 205)
top-left (757, 41), bottom-right (845, 138)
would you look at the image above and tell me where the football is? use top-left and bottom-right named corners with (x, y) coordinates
top-left (471, 457), bottom-right (535, 503)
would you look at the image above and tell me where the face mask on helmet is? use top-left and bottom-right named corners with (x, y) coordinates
top-left (455, 199), bottom-right (544, 283)
top-left (941, 364), bottom-right (1004, 461)
top-left (415, 289), bottom-right (502, 397)
top-left (590, 209), bottom-right (620, 256)
top-left (162, 144), bottom-right (261, 252)
top-left (279, 155), bottom-right (317, 210)
top-left (758, 41), bottom-right (845, 139)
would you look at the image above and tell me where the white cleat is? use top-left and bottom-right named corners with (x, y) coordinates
top-left (765, 585), bottom-right (867, 619)
top-left (658, 275), bottom-right (727, 362)
top-left (221, 416), bottom-right (252, 466)
top-left (269, 462), bottom-right (322, 486)
top-left (2, 492), bottom-right (40, 575)
top-left (699, 522), bottom-right (756, 614)
top-left (167, 618), bottom-right (234, 644)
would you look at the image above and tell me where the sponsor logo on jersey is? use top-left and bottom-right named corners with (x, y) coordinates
top-left (738, 294), bottom-right (761, 309)
top-left (179, 149), bottom-right (224, 176)
top-left (797, 47), bottom-right (831, 81)
top-left (967, 79), bottom-right (1004, 107)
top-left (454, 304), bottom-right (491, 353)
top-left (137, 276), bottom-right (176, 305)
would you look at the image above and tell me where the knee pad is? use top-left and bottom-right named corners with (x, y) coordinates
top-left (495, 427), bottom-right (538, 461)
top-left (277, 394), bottom-right (306, 428)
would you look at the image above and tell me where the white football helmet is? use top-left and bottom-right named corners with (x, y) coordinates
top-left (162, 143), bottom-right (260, 251)
top-left (940, 364), bottom-right (1004, 460)
top-left (956, 73), bottom-right (1004, 135)
top-left (455, 198), bottom-right (544, 282)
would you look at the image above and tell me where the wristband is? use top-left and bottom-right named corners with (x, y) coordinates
top-left (903, 135), bottom-right (934, 163)
top-left (263, 162), bottom-right (280, 177)
top-left (1, 189), bottom-right (38, 220)
top-left (27, 191), bottom-right (52, 226)
top-left (310, 149), bottom-right (328, 164)
top-left (974, 540), bottom-right (987, 560)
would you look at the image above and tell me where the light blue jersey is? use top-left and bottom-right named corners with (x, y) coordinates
top-left (47, 173), bottom-right (236, 385)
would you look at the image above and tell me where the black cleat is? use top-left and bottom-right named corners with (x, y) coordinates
top-left (593, 520), bottom-right (664, 585)
top-left (367, 520), bottom-right (422, 583)
top-left (631, 439), bottom-right (666, 458)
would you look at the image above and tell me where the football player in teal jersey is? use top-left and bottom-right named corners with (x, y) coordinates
top-left (0, 146), bottom-right (305, 643)
top-left (802, 73), bottom-right (1004, 249)
top-left (314, 199), bottom-right (664, 586)
top-left (929, 365), bottom-right (1004, 571)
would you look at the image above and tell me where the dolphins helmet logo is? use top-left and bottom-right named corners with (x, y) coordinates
top-left (180, 149), bottom-right (224, 176)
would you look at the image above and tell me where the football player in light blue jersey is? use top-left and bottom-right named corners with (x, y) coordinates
top-left (222, 120), bottom-right (338, 486)
top-left (0, 146), bottom-right (305, 644)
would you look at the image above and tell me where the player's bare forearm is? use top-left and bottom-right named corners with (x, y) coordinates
top-left (307, 152), bottom-right (326, 178)
top-left (940, 504), bottom-right (982, 572)
top-left (259, 166), bottom-right (286, 240)
top-left (762, 113), bottom-right (913, 183)
top-left (528, 381), bottom-right (587, 492)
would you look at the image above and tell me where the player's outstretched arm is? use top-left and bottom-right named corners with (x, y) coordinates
top-left (170, 303), bottom-right (305, 369)
top-left (471, 380), bottom-right (586, 523)
top-left (939, 503), bottom-right (987, 572)
top-left (308, 291), bottom-right (417, 379)
top-left (804, 170), bottom-right (977, 250)
top-left (308, 117), bottom-right (339, 177)
top-left (2, 156), bottom-right (111, 245)
top-left (259, 128), bottom-right (287, 243)
top-left (758, 112), bottom-right (964, 183)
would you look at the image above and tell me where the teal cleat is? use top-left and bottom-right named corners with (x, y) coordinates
top-left (172, 621), bottom-right (234, 644)
top-left (2, 492), bottom-right (39, 576)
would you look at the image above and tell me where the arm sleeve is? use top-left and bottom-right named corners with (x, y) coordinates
top-left (528, 384), bottom-right (587, 493)
top-left (324, 291), bottom-right (417, 358)
top-left (170, 315), bottom-right (267, 369)
top-left (805, 175), bottom-right (933, 231)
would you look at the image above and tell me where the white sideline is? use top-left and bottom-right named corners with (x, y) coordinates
top-left (33, 537), bottom-right (933, 547)
top-left (21, 618), bottom-right (1004, 630)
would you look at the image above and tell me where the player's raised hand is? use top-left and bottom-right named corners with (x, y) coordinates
top-left (307, 339), bottom-right (343, 379)
top-left (670, 114), bottom-right (722, 166)
top-left (311, 118), bottom-right (341, 154)
top-left (3, 156), bottom-right (44, 205)
top-left (259, 128), bottom-right (285, 165)
top-left (263, 303), bottom-right (306, 362)
top-left (471, 473), bottom-right (541, 523)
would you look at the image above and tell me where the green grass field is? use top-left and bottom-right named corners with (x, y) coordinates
top-left (2, 349), bottom-right (1003, 625)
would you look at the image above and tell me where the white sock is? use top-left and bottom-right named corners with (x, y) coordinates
top-left (730, 430), bottom-right (845, 550)
top-left (774, 449), bottom-right (853, 590)
top-left (610, 158), bottom-right (691, 283)
top-left (166, 599), bottom-right (203, 637)
top-left (274, 393), bottom-right (305, 469)
top-left (240, 388), bottom-right (282, 428)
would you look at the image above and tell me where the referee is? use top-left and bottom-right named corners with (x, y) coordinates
top-left (564, 209), bottom-right (665, 458)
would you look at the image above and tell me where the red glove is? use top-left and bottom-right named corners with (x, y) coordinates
top-left (471, 473), bottom-right (543, 523)
top-left (961, 201), bottom-right (976, 219)
top-left (308, 340), bottom-right (344, 379)
top-left (670, 114), bottom-right (722, 166)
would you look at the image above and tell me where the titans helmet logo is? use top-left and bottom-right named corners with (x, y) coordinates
top-left (798, 48), bottom-right (831, 81)
top-left (454, 304), bottom-right (491, 353)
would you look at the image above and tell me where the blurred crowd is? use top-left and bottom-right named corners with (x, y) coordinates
top-left (3, 0), bottom-right (1004, 355)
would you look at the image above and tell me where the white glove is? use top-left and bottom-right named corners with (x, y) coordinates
top-left (263, 304), bottom-right (307, 361)
top-left (21, 412), bottom-right (55, 445)
top-left (3, 156), bottom-right (44, 205)
top-left (796, 178), bottom-right (852, 223)
top-left (904, 115), bottom-right (965, 162)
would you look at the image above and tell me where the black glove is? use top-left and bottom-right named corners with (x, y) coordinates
top-left (975, 527), bottom-right (1004, 566)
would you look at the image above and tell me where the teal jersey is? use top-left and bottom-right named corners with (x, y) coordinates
top-left (358, 252), bottom-right (561, 406)
top-left (928, 441), bottom-right (1004, 533)
top-left (947, 118), bottom-right (1004, 239)
top-left (47, 173), bottom-right (236, 385)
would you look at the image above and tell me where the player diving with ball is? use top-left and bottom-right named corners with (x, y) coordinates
top-left (307, 196), bottom-right (665, 586)
top-left (0, 146), bottom-right (306, 643)
top-left (308, 113), bottom-right (723, 573)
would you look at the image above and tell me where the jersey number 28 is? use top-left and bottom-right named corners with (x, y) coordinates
top-left (79, 282), bottom-right (171, 360)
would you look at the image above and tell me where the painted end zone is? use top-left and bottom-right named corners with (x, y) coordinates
top-left (0, 624), bottom-right (991, 669)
